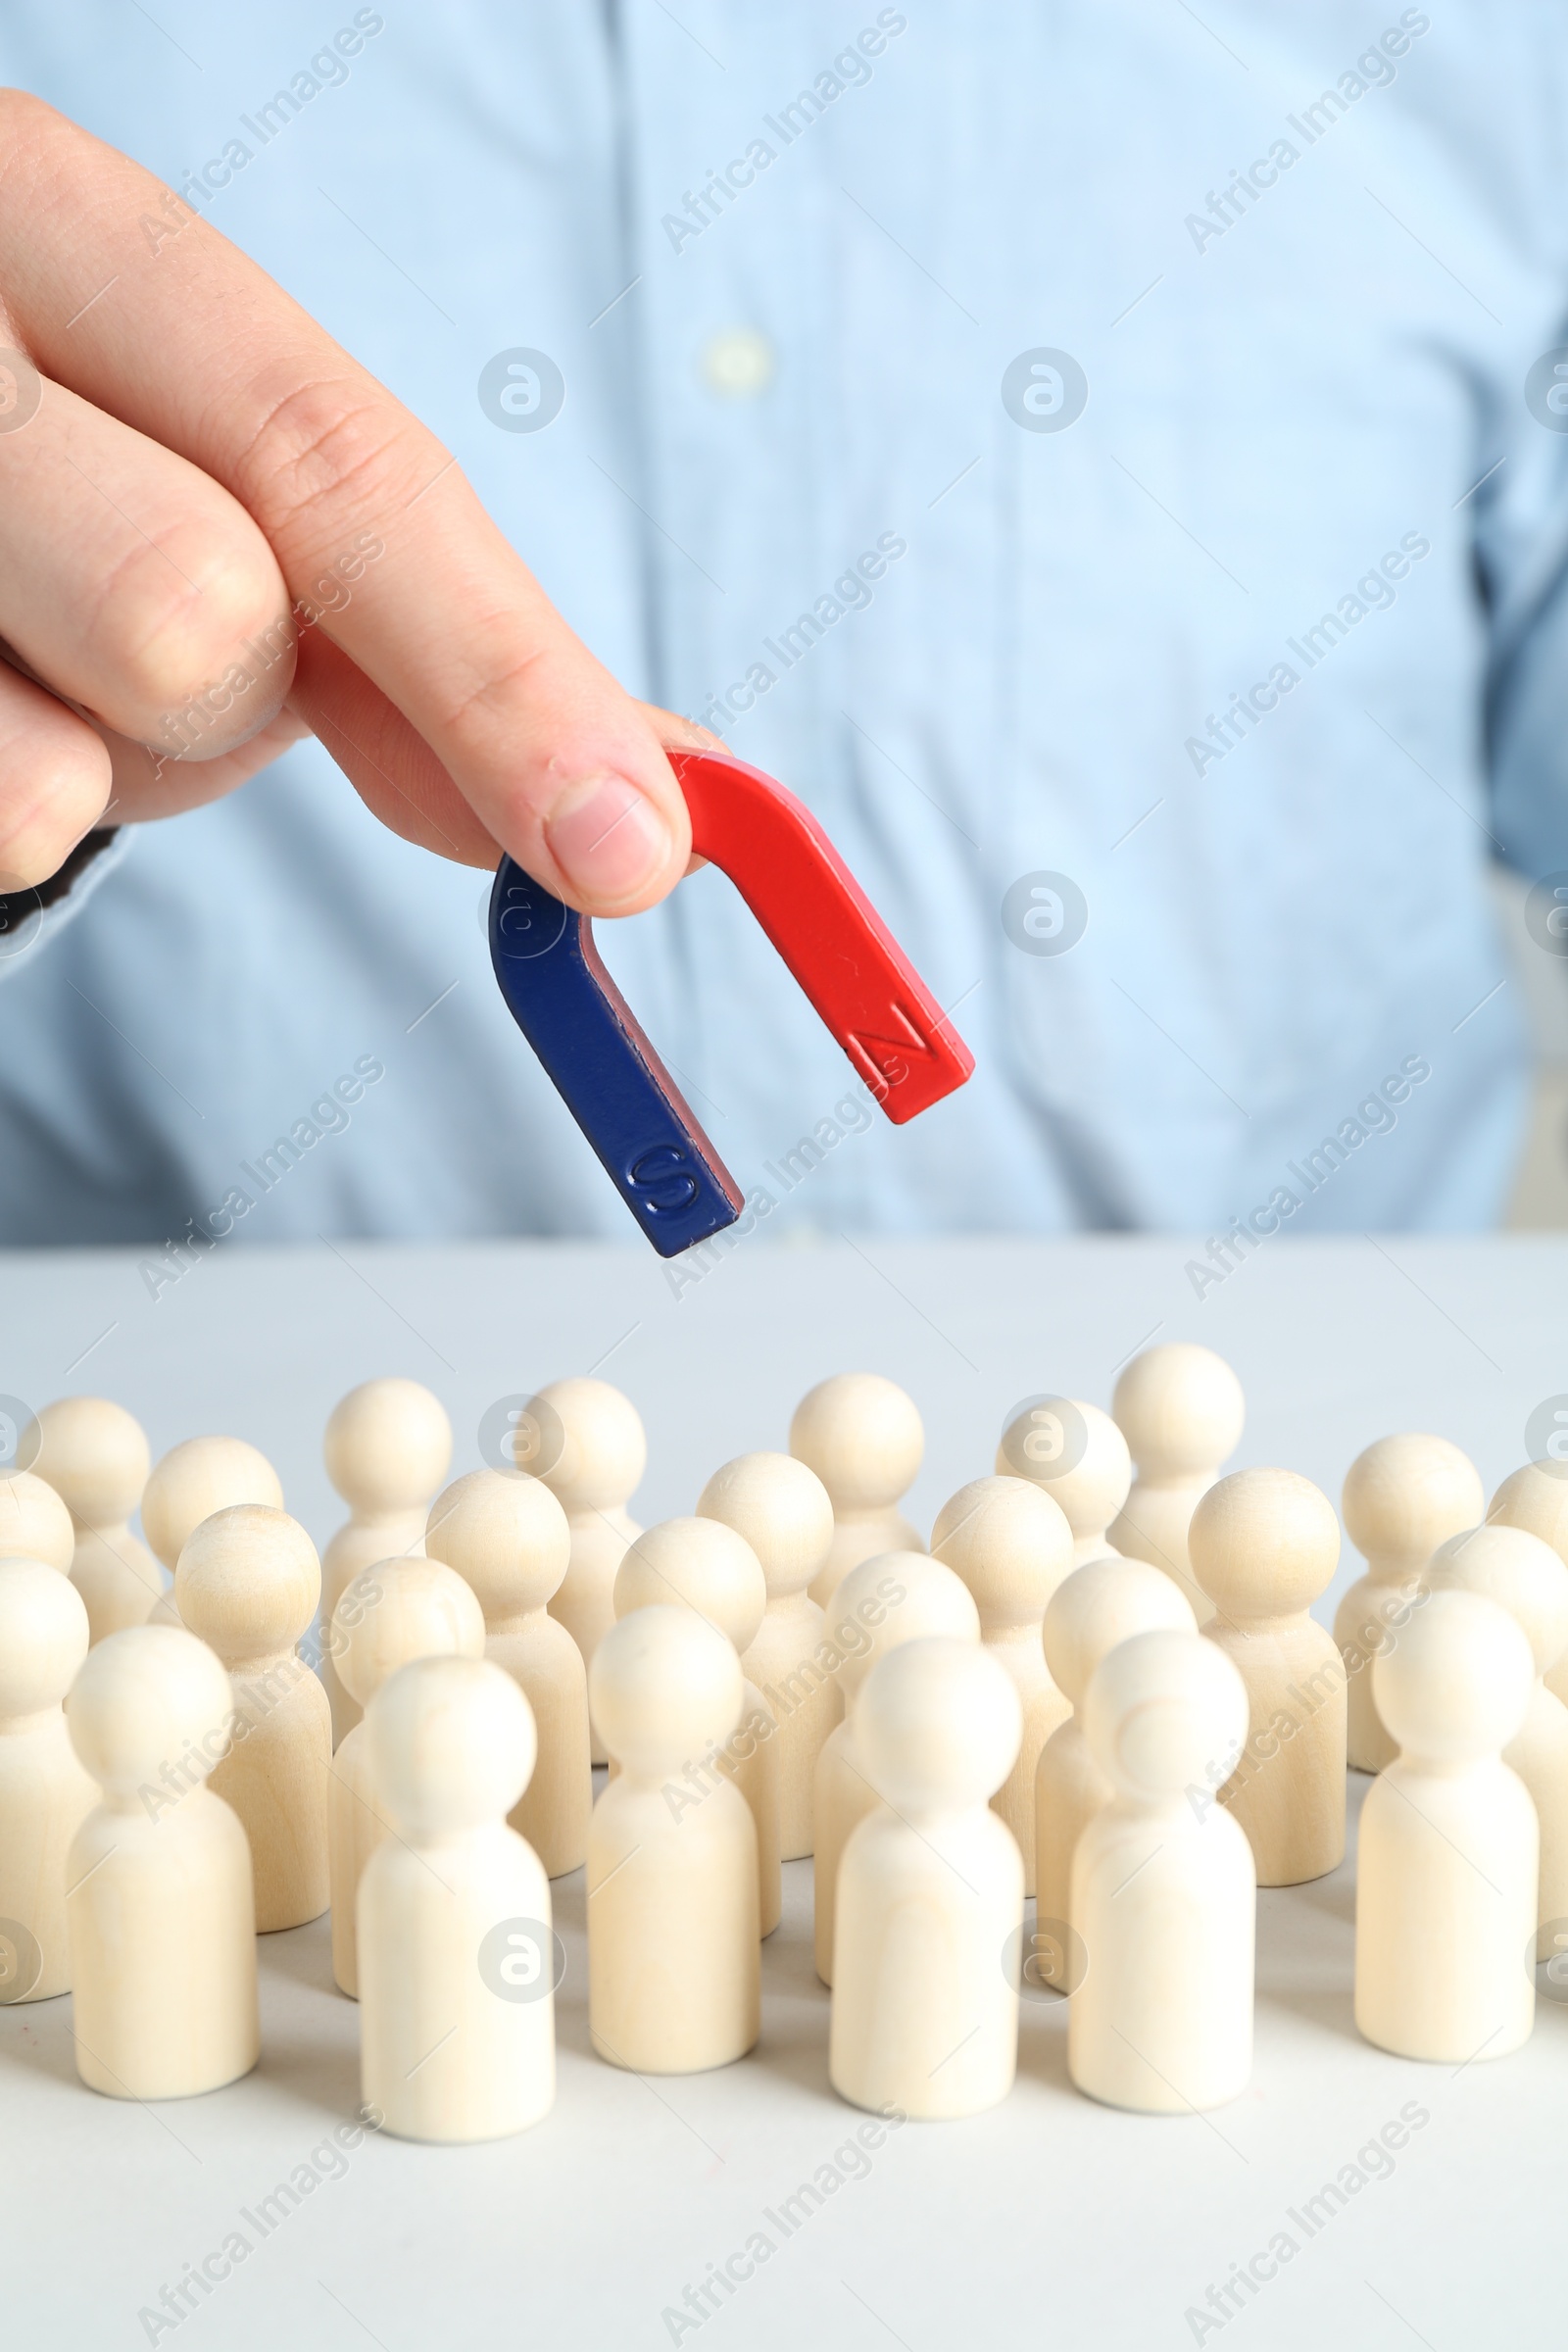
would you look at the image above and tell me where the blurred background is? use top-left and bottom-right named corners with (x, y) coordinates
top-left (1497, 870), bottom-right (1568, 1223)
top-left (4, 4), bottom-right (1568, 1249)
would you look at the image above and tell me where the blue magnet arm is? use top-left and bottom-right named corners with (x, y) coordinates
top-left (488, 858), bottom-right (744, 1257)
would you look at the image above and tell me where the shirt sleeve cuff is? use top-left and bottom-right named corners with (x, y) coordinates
top-left (0, 827), bottom-right (128, 977)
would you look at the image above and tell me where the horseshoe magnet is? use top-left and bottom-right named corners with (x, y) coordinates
top-left (488, 747), bottom-right (974, 1257)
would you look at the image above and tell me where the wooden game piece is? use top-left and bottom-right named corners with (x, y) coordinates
top-left (789, 1374), bottom-right (924, 1607)
top-left (1355, 1588), bottom-right (1537, 2062)
top-left (530, 1377), bottom-right (646, 1765)
top-left (327, 1558), bottom-right (486, 1998)
top-left (1336, 1434), bottom-right (1485, 1771)
top-left (0, 1469), bottom-right (74, 1573)
top-left (66, 1624), bottom-right (259, 2097)
top-left (1489, 1462), bottom-right (1568, 1703)
top-left (140, 1435), bottom-right (283, 1624)
top-left (930, 1474), bottom-right (1075, 1891)
top-left (829, 1636), bottom-right (1024, 2120)
top-left (0, 1560), bottom-right (97, 1999)
top-left (813, 1551), bottom-right (980, 1985)
top-left (422, 1469), bottom-right (591, 1880)
top-left (697, 1450), bottom-right (836, 1861)
top-left (587, 1605), bottom-right (759, 2073)
top-left (1425, 1524), bottom-right (1568, 1954)
top-left (34, 1396), bottom-right (162, 1642)
top-left (612, 1515), bottom-right (781, 1936)
top-left (318, 1378), bottom-right (453, 1746)
top-left (359, 1654), bottom-right (555, 2140)
top-left (1036, 1556), bottom-right (1198, 1940)
top-left (1069, 1628), bottom-right (1253, 2112)
top-left (174, 1505), bottom-right (329, 1931)
top-left (1189, 1467), bottom-right (1346, 1885)
top-left (997, 1397), bottom-right (1131, 1566)
top-left (1107, 1343), bottom-right (1245, 1624)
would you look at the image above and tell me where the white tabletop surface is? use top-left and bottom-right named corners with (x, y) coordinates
top-left (5, 1231), bottom-right (1565, 2351)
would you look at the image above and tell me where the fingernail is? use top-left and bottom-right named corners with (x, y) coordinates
top-left (544, 772), bottom-right (672, 903)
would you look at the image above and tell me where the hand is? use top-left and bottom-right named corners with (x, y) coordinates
top-left (0, 92), bottom-right (713, 911)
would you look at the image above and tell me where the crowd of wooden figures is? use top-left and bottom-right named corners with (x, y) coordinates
top-left (2, 1344), bottom-right (1566, 2139)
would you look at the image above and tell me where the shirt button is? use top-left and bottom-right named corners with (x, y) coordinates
top-left (699, 327), bottom-right (775, 399)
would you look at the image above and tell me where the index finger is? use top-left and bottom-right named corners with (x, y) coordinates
top-left (0, 91), bottom-right (692, 914)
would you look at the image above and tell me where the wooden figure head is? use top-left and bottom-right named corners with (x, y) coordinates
top-left (67, 1623), bottom-right (234, 1803)
top-left (323, 1378), bottom-right (453, 1515)
top-left (531, 1378), bottom-right (646, 1513)
top-left (1111, 1343), bottom-right (1245, 1477)
top-left (1425, 1526), bottom-right (1568, 1681)
top-left (858, 1637), bottom-right (1022, 1814)
top-left (35, 1396), bottom-right (151, 1531)
top-left (997, 1399), bottom-right (1131, 1544)
top-left (368, 1654), bottom-right (536, 1839)
top-left (1343, 1434), bottom-right (1484, 1575)
top-left (826, 1551), bottom-right (978, 1713)
top-left (424, 1468), bottom-right (571, 1621)
top-left (1189, 1467), bottom-right (1340, 1620)
top-left (589, 1605), bottom-right (742, 1782)
top-left (0, 1556), bottom-right (89, 1716)
top-left (1372, 1588), bottom-right (1534, 1765)
top-left (1084, 1629), bottom-right (1249, 1803)
top-left (333, 1557), bottom-right (486, 1711)
top-left (1043, 1556), bottom-right (1198, 1713)
top-left (931, 1475), bottom-right (1074, 1633)
top-left (697, 1452), bottom-right (833, 1599)
top-left (789, 1374), bottom-right (923, 1514)
top-left (141, 1436), bottom-right (281, 1573)
top-left (0, 1470), bottom-right (74, 1572)
top-left (612, 1517), bottom-right (766, 1653)
top-left (175, 1504), bottom-right (320, 1664)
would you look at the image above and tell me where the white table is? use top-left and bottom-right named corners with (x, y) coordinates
top-left (6, 1233), bottom-right (1564, 2350)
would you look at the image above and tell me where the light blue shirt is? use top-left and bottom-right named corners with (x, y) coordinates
top-left (3, 2), bottom-right (1567, 1253)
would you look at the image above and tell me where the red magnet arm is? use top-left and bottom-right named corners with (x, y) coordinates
top-left (669, 748), bottom-right (974, 1122)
